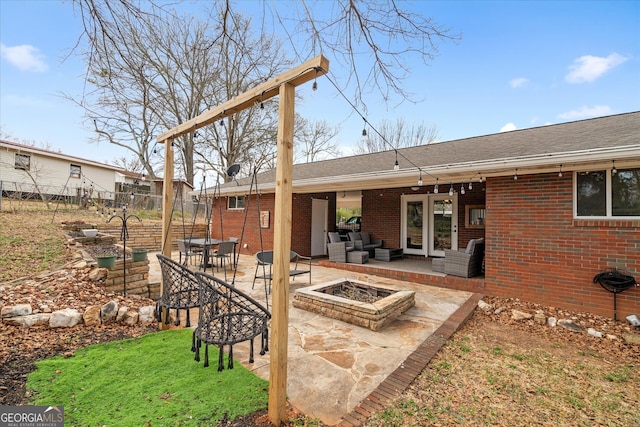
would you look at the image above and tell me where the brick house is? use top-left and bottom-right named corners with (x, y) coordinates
top-left (205, 112), bottom-right (640, 318)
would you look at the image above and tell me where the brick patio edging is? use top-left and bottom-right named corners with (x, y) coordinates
top-left (335, 292), bottom-right (484, 427)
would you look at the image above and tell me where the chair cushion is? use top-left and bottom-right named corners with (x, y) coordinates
top-left (360, 232), bottom-right (371, 245)
top-left (465, 238), bottom-right (485, 254)
top-left (327, 232), bottom-right (342, 243)
top-left (348, 232), bottom-right (361, 242)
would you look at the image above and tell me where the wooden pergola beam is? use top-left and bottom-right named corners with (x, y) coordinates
top-left (156, 55), bottom-right (329, 143)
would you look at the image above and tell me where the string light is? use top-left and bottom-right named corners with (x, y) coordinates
top-left (393, 150), bottom-right (399, 171)
top-left (418, 173), bottom-right (423, 186)
top-left (514, 169), bottom-right (518, 180)
top-left (558, 164), bottom-right (563, 177)
top-left (468, 181), bottom-right (473, 190)
top-left (312, 68), bottom-right (318, 91)
top-left (434, 178), bottom-right (439, 193)
top-left (612, 160), bottom-right (617, 174)
top-left (460, 184), bottom-right (465, 195)
top-left (448, 183), bottom-right (454, 196)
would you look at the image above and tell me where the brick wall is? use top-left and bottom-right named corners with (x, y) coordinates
top-left (485, 173), bottom-right (639, 318)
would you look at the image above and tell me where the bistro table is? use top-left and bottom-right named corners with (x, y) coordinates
top-left (180, 238), bottom-right (237, 272)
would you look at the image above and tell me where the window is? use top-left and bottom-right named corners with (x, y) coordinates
top-left (70, 164), bottom-right (81, 178)
top-left (15, 154), bottom-right (30, 171)
top-left (576, 168), bottom-right (639, 218)
top-left (228, 195), bottom-right (245, 210)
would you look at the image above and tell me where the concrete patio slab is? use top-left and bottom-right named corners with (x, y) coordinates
top-left (148, 252), bottom-right (479, 426)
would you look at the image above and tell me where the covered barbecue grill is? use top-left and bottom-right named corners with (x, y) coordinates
top-left (593, 268), bottom-right (638, 320)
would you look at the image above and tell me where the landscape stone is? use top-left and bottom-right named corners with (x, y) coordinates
top-left (3, 313), bottom-right (51, 327)
top-left (101, 301), bottom-right (119, 323)
top-left (138, 306), bottom-right (156, 323)
top-left (558, 319), bottom-right (584, 332)
top-left (548, 317), bottom-right (557, 327)
top-left (116, 306), bottom-right (129, 322)
top-left (123, 311), bottom-right (139, 325)
top-left (587, 328), bottom-right (603, 338)
top-left (477, 300), bottom-right (492, 312)
top-left (1, 304), bottom-right (32, 318)
top-left (511, 309), bottom-right (533, 320)
top-left (534, 312), bottom-right (546, 325)
top-left (50, 308), bottom-right (83, 328)
top-left (83, 306), bottom-right (102, 327)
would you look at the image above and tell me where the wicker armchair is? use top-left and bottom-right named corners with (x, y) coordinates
top-left (155, 254), bottom-right (200, 326)
top-left (443, 238), bottom-right (485, 278)
top-left (348, 232), bottom-right (383, 256)
top-left (327, 232), bottom-right (354, 263)
top-left (193, 271), bottom-right (270, 370)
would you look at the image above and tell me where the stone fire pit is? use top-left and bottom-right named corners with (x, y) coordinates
top-left (293, 278), bottom-right (415, 331)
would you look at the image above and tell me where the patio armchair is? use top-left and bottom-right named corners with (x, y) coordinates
top-left (327, 232), bottom-right (355, 263)
top-left (348, 232), bottom-right (383, 256)
top-left (442, 238), bottom-right (485, 278)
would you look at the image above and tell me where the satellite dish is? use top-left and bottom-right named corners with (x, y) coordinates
top-left (227, 164), bottom-right (241, 178)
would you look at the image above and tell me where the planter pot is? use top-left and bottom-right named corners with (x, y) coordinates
top-left (131, 249), bottom-right (148, 262)
top-left (82, 229), bottom-right (99, 238)
top-left (96, 255), bottom-right (117, 268)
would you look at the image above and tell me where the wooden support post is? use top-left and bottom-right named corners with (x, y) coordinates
top-left (268, 82), bottom-right (295, 426)
top-left (159, 138), bottom-right (174, 329)
top-left (161, 138), bottom-right (174, 258)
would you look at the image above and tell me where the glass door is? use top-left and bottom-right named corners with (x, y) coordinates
top-left (429, 195), bottom-right (457, 257)
top-left (401, 195), bottom-right (426, 256)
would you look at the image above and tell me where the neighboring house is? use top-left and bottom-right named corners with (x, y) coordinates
top-left (0, 140), bottom-right (123, 204)
top-left (116, 170), bottom-right (152, 195)
top-left (203, 112), bottom-right (640, 318)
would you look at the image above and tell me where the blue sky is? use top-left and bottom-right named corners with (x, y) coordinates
top-left (1, 0), bottom-right (639, 167)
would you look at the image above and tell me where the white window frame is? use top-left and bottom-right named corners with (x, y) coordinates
top-left (15, 153), bottom-right (30, 171)
top-left (573, 168), bottom-right (640, 219)
top-left (227, 195), bottom-right (245, 210)
top-left (70, 164), bottom-right (81, 178)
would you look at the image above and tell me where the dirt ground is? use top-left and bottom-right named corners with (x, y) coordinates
top-left (0, 209), bottom-right (638, 426)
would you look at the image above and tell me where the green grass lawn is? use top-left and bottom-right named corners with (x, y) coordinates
top-left (27, 329), bottom-right (268, 426)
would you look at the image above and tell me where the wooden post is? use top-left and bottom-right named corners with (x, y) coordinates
top-left (268, 82), bottom-right (295, 426)
top-left (161, 138), bottom-right (174, 258)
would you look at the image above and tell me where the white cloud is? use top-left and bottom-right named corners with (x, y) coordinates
top-left (509, 77), bottom-right (529, 88)
top-left (0, 42), bottom-right (48, 72)
top-left (558, 105), bottom-right (613, 120)
top-left (565, 53), bottom-right (628, 84)
top-left (500, 123), bottom-right (517, 132)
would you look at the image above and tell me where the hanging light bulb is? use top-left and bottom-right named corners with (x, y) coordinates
top-left (479, 174), bottom-right (483, 183)
top-left (558, 164), bottom-right (563, 177)
top-left (468, 181), bottom-right (473, 190)
top-left (448, 184), bottom-right (454, 196)
top-left (393, 151), bottom-right (400, 171)
top-left (418, 174), bottom-right (423, 186)
top-left (514, 169), bottom-right (518, 180)
top-left (612, 160), bottom-right (617, 174)
top-left (312, 68), bottom-right (318, 91)
top-left (460, 184), bottom-right (465, 195)
top-left (434, 179), bottom-right (439, 193)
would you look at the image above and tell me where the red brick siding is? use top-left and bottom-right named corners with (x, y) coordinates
top-left (209, 192), bottom-right (335, 257)
top-left (485, 173), bottom-right (639, 318)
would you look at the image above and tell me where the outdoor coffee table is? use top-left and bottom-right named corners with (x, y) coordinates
top-left (375, 247), bottom-right (404, 262)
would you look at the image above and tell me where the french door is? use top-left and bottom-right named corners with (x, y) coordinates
top-left (401, 194), bottom-right (457, 257)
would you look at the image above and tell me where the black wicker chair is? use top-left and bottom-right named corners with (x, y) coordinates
top-left (155, 254), bottom-right (200, 327)
top-left (193, 271), bottom-right (271, 371)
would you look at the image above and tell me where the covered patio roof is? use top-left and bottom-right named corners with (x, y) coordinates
top-left (210, 111), bottom-right (640, 196)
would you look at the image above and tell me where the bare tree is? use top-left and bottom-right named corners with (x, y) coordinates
top-left (355, 117), bottom-right (439, 154)
top-left (70, 1), bottom-right (289, 184)
top-left (294, 116), bottom-right (341, 163)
